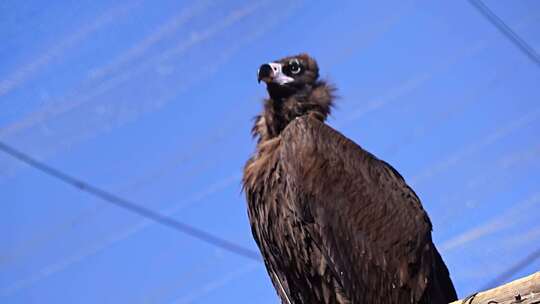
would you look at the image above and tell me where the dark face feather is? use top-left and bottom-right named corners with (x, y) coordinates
top-left (258, 53), bottom-right (320, 100)
top-left (253, 53), bottom-right (335, 141)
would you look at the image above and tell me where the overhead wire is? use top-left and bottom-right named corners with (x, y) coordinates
top-left (0, 1), bottom-right (142, 98)
top-left (0, 0), bottom-right (262, 268)
top-left (335, 11), bottom-right (539, 130)
top-left (0, 0), bottom-right (301, 279)
top-left (0, 141), bottom-right (261, 263)
top-left (481, 247), bottom-right (540, 290)
top-left (466, 0), bottom-right (540, 290)
top-left (2, 1), bottom-right (539, 300)
top-left (468, 0), bottom-right (540, 67)
top-left (0, 0), bottom-right (263, 139)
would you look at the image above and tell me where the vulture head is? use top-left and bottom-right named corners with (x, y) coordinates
top-left (257, 53), bottom-right (320, 99)
top-left (254, 53), bottom-right (335, 141)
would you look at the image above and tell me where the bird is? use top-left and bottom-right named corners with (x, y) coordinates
top-left (242, 53), bottom-right (458, 304)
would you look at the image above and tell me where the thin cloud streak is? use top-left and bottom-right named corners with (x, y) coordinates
top-left (88, 1), bottom-right (214, 81)
top-left (0, 172), bottom-right (241, 297)
top-left (0, 1), bottom-right (267, 183)
top-left (0, 1), bottom-right (263, 139)
top-left (382, 68), bottom-right (504, 157)
top-left (169, 263), bottom-right (261, 304)
top-left (334, 15), bottom-right (540, 128)
top-left (135, 253), bottom-right (223, 304)
top-left (440, 192), bottom-right (540, 252)
top-left (411, 108), bottom-right (540, 186)
top-left (0, 2), bottom-right (141, 98)
top-left (0, 1), bottom-right (302, 271)
top-left (433, 141), bottom-right (540, 227)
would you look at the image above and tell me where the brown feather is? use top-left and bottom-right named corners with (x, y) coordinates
top-left (243, 54), bottom-right (457, 304)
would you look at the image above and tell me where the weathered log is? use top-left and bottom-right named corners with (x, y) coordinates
top-left (451, 271), bottom-right (540, 304)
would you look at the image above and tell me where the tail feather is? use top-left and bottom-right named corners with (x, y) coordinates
top-left (425, 246), bottom-right (458, 304)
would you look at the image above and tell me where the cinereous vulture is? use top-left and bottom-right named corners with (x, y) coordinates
top-left (243, 53), bottom-right (457, 304)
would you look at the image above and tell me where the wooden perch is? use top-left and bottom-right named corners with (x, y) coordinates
top-left (450, 271), bottom-right (540, 304)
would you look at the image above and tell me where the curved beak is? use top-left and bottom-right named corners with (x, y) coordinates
top-left (257, 62), bottom-right (294, 85)
top-left (257, 64), bottom-right (273, 84)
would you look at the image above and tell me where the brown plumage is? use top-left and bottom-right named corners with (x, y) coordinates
top-left (243, 53), bottom-right (457, 304)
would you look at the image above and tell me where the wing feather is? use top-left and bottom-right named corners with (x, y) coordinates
top-left (279, 116), bottom-right (450, 303)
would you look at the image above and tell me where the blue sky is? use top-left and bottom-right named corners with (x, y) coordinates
top-left (1, 0), bottom-right (539, 303)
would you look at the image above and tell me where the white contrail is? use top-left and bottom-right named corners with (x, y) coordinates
top-left (115, 0), bottom-right (306, 192)
top-left (440, 192), bottom-right (540, 252)
top-left (0, 1), bottom-right (267, 183)
top-left (0, 1), bottom-right (262, 139)
top-left (0, 1), bottom-right (141, 98)
top-left (502, 225), bottom-right (540, 248)
top-left (1, 149), bottom-right (227, 268)
top-left (87, 0), bottom-right (214, 81)
top-left (382, 68), bottom-right (503, 157)
top-left (0, 12), bottom-right (289, 292)
top-left (325, 0), bottom-right (418, 66)
top-left (335, 15), bottom-right (540, 128)
top-left (0, 172), bottom-right (241, 296)
top-left (334, 41), bottom-right (487, 129)
top-left (169, 263), bottom-right (261, 304)
top-left (498, 143), bottom-right (540, 169)
top-left (0, 0), bottom-right (300, 270)
top-left (432, 141), bottom-right (540, 227)
top-left (411, 108), bottom-right (540, 186)
top-left (0, 203), bottom-right (105, 267)
top-left (0, 0), bottom-right (296, 185)
top-left (135, 253), bottom-right (223, 304)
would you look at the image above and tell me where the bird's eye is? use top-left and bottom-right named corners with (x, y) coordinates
top-left (288, 59), bottom-right (302, 74)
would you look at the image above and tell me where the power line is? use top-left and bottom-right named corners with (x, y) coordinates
top-left (468, 0), bottom-right (540, 289)
top-left (0, 141), bottom-right (261, 262)
top-left (481, 246), bottom-right (540, 290)
top-left (437, 0), bottom-right (540, 290)
top-left (468, 0), bottom-right (540, 67)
